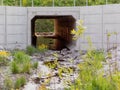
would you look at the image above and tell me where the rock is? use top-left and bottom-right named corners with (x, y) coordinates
top-left (23, 82), bottom-right (38, 90)
top-left (0, 46), bottom-right (4, 51)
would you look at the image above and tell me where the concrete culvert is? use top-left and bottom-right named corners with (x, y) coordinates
top-left (31, 15), bottom-right (76, 50)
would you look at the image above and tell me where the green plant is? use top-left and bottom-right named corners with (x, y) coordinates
top-left (32, 61), bottom-right (39, 69)
top-left (13, 51), bottom-right (27, 63)
top-left (14, 76), bottom-right (26, 89)
top-left (38, 44), bottom-right (48, 53)
top-left (0, 56), bottom-right (9, 66)
top-left (4, 77), bottom-right (14, 90)
top-left (21, 61), bottom-right (31, 73)
top-left (10, 61), bottom-right (20, 74)
top-left (66, 49), bottom-right (117, 90)
top-left (71, 20), bottom-right (86, 40)
top-left (66, 20), bottom-right (120, 90)
top-left (10, 51), bottom-right (32, 74)
top-left (0, 50), bottom-right (10, 66)
top-left (26, 45), bottom-right (38, 55)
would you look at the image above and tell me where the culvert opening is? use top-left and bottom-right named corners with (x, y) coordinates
top-left (31, 15), bottom-right (76, 50)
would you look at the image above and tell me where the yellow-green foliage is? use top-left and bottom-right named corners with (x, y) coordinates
top-left (22, 0), bottom-right (27, 6)
top-left (0, 50), bottom-right (9, 57)
top-left (0, 50), bottom-right (10, 66)
top-left (38, 44), bottom-right (48, 52)
top-left (4, 77), bottom-right (14, 90)
top-left (66, 50), bottom-right (118, 90)
top-left (71, 20), bottom-right (86, 40)
top-left (66, 20), bottom-right (120, 90)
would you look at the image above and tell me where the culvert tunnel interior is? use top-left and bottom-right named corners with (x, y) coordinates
top-left (31, 15), bottom-right (76, 50)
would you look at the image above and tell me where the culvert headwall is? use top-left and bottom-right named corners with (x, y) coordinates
top-left (1, 5), bottom-right (120, 50)
top-left (31, 15), bottom-right (75, 50)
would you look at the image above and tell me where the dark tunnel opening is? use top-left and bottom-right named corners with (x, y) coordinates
top-left (31, 15), bottom-right (76, 50)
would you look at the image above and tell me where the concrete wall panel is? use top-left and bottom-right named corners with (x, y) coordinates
top-left (0, 6), bottom-right (5, 14)
top-left (0, 35), bottom-right (5, 44)
top-left (6, 7), bottom-right (27, 15)
top-left (7, 44), bottom-right (26, 49)
top-left (7, 16), bottom-right (27, 25)
top-left (0, 5), bottom-right (120, 50)
top-left (0, 25), bottom-right (4, 34)
top-left (7, 25), bottom-right (26, 34)
top-left (0, 15), bottom-right (5, 24)
top-left (7, 34), bottom-right (26, 44)
top-left (103, 14), bottom-right (120, 23)
top-left (80, 6), bottom-right (102, 14)
top-left (103, 4), bottom-right (120, 13)
top-left (85, 25), bottom-right (102, 34)
top-left (84, 15), bottom-right (102, 24)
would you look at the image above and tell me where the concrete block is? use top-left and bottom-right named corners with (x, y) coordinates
top-left (84, 14), bottom-right (102, 24)
top-left (0, 35), bottom-right (5, 44)
top-left (79, 34), bottom-right (102, 43)
top-left (7, 43), bottom-right (26, 49)
top-left (0, 15), bottom-right (5, 24)
top-left (80, 6), bottom-right (102, 15)
top-left (7, 16), bottom-right (27, 25)
top-left (7, 25), bottom-right (27, 34)
top-left (103, 14), bottom-right (120, 24)
top-left (103, 24), bottom-right (120, 33)
top-left (85, 24), bottom-right (102, 34)
top-left (7, 34), bottom-right (27, 44)
top-left (0, 6), bottom-right (5, 14)
top-left (103, 4), bottom-right (120, 14)
top-left (0, 25), bottom-right (5, 34)
top-left (6, 6), bottom-right (27, 15)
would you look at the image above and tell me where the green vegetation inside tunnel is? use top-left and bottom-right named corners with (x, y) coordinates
top-left (31, 15), bottom-right (76, 50)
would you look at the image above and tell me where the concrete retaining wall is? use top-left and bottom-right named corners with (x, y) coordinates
top-left (77, 4), bottom-right (120, 50)
top-left (0, 6), bottom-right (27, 49)
top-left (0, 4), bottom-right (120, 50)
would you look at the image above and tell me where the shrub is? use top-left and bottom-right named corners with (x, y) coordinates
top-left (14, 76), bottom-right (26, 89)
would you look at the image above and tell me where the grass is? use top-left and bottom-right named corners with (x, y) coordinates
top-left (32, 61), bottom-right (39, 69)
top-left (26, 45), bottom-right (38, 55)
top-left (10, 51), bottom-right (32, 74)
top-left (4, 77), bottom-right (14, 90)
top-left (10, 61), bottom-right (20, 74)
top-left (14, 76), bottom-right (26, 89)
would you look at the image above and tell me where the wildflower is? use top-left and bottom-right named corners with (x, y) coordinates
top-left (0, 50), bottom-right (9, 57)
top-left (38, 44), bottom-right (48, 52)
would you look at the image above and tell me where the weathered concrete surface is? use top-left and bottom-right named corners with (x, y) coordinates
top-left (0, 4), bottom-right (120, 50)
